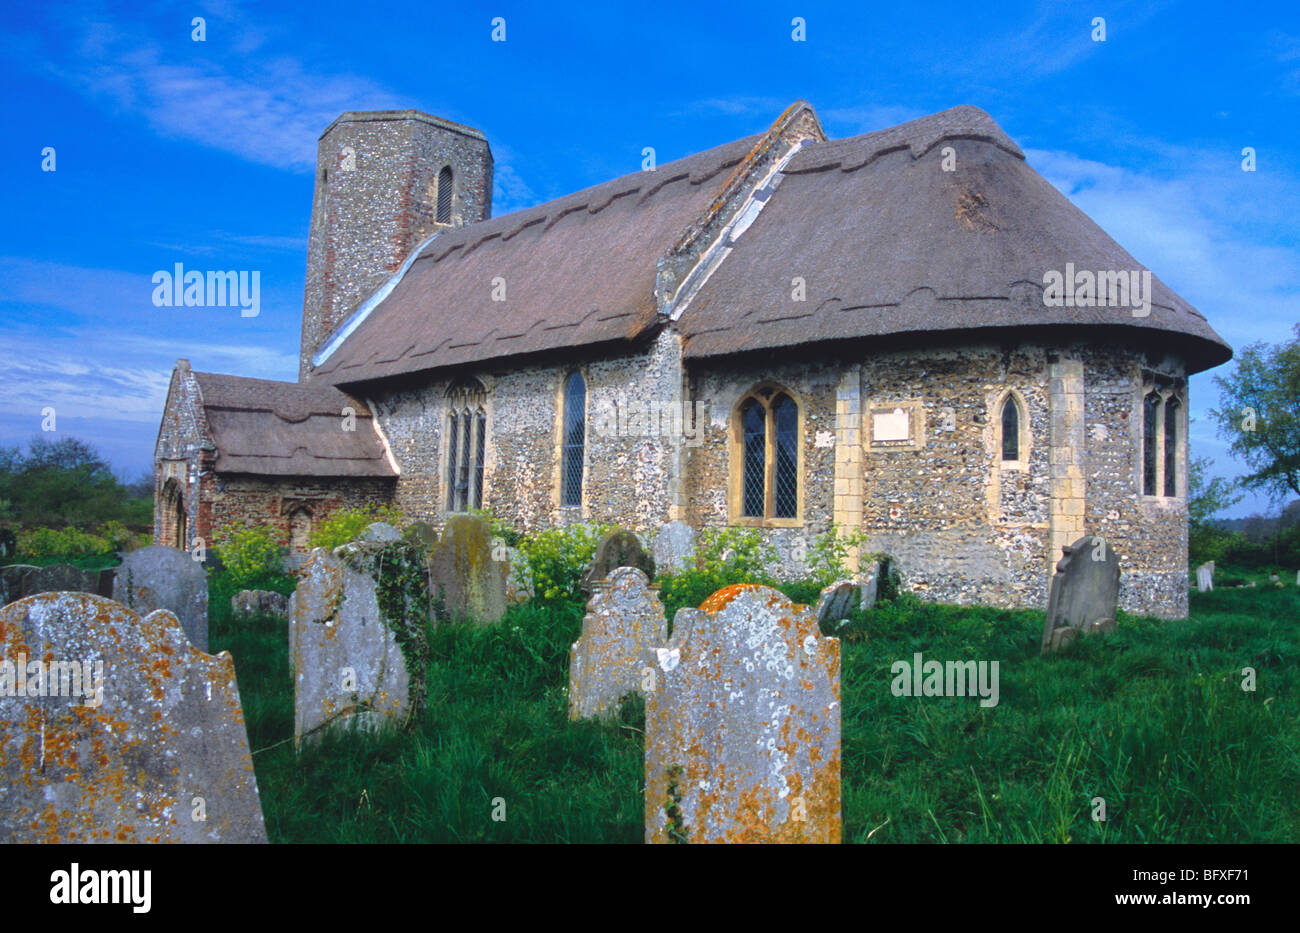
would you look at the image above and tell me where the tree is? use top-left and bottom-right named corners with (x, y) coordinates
top-left (1211, 324), bottom-right (1300, 501)
top-left (1187, 455), bottom-right (1243, 565)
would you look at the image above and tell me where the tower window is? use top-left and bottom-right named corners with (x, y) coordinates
top-left (1141, 386), bottom-right (1183, 499)
top-left (1142, 391), bottom-right (1160, 497)
top-left (446, 378), bottom-right (486, 511)
top-left (436, 166), bottom-right (454, 224)
top-left (561, 371), bottom-right (586, 507)
top-left (1163, 397), bottom-right (1179, 497)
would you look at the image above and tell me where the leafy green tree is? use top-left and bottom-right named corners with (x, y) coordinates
top-left (1187, 456), bottom-right (1242, 565)
top-left (1211, 324), bottom-right (1300, 501)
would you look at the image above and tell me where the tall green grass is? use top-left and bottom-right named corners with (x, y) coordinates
top-left (210, 575), bottom-right (1299, 843)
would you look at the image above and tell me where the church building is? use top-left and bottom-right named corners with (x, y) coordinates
top-left (155, 101), bottom-right (1230, 618)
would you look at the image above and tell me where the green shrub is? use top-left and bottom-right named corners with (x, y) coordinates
top-left (518, 523), bottom-right (612, 602)
top-left (307, 504), bottom-right (406, 551)
top-left (216, 525), bottom-right (286, 590)
top-left (657, 526), bottom-right (777, 620)
top-left (16, 523), bottom-right (124, 559)
top-left (807, 525), bottom-right (868, 588)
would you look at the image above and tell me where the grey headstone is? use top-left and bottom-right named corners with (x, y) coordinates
top-left (22, 563), bottom-right (102, 599)
top-left (360, 521), bottom-right (402, 544)
top-left (113, 545), bottom-right (209, 651)
top-left (651, 521), bottom-right (696, 574)
top-left (1195, 562), bottom-right (1214, 593)
top-left (1041, 536), bottom-right (1120, 654)
top-left (0, 565), bottom-right (38, 607)
top-left (645, 584), bottom-right (841, 843)
top-left (291, 544), bottom-right (429, 747)
top-left (857, 557), bottom-right (880, 608)
top-left (0, 528), bottom-right (15, 561)
top-left (568, 567), bottom-right (667, 720)
top-left (427, 514), bottom-right (506, 625)
top-left (671, 608), bottom-right (704, 639)
top-left (581, 528), bottom-right (655, 594)
top-left (405, 521), bottom-right (439, 550)
top-left (232, 589), bottom-right (289, 618)
top-left (815, 580), bottom-right (860, 628)
top-left (0, 592), bottom-right (267, 843)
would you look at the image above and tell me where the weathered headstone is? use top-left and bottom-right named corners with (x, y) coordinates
top-left (0, 528), bottom-right (15, 561)
top-left (427, 514), bottom-right (506, 624)
top-left (112, 545), bottom-right (209, 651)
top-left (569, 567), bottom-right (667, 720)
top-left (405, 521), bottom-right (439, 550)
top-left (815, 580), bottom-right (860, 630)
top-left (651, 521), bottom-right (696, 575)
top-left (22, 563), bottom-right (111, 599)
top-left (360, 521), bottom-right (402, 544)
top-left (671, 607), bottom-right (704, 639)
top-left (581, 528), bottom-right (655, 594)
top-left (291, 542), bottom-right (429, 747)
top-left (1195, 562), bottom-right (1214, 593)
top-left (857, 556), bottom-right (880, 608)
top-left (1041, 536), bottom-right (1120, 654)
top-left (232, 589), bottom-right (289, 618)
top-left (0, 565), bottom-right (38, 607)
top-left (0, 592), bottom-right (267, 842)
top-left (504, 546), bottom-right (533, 605)
top-left (645, 584), bottom-right (841, 843)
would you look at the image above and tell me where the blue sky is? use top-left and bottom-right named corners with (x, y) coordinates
top-left (1, 0), bottom-right (1296, 516)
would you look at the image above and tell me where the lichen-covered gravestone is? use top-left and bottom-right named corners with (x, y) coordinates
top-left (112, 545), bottom-right (209, 651)
top-left (581, 528), bottom-right (655, 594)
top-left (291, 541), bottom-right (430, 748)
top-left (0, 565), bottom-right (37, 607)
top-left (815, 580), bottom-right (860, 630)
top-left (645, 584), bottom-right (841, 844)
top-left (1041, 536), bottom-right (1120, 654)
top-left (232, 589), bottom-right (289, 618)
top-left (651, 521), bottom-right (696, 574)
top-left (427, 514), bottom-right (507, 624)
top-left (569, 567), bottom-right (667, 720)
top-left (857, 557), bottom-right (881, 608)
top-left (0, 592), bottom-right (267, 843)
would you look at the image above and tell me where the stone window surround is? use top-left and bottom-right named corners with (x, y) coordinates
top-left (433, 164), bottom-right (457, 226)
top-left (727, 381), bottom-right (805, 528)
top-left (993, 388), bottom-right (1032, 471)
top-left (441, 377), bottom-right (490, 516)
top-left (551, 367), bottom-right (590, 517)
top-left (1138, 376), bottom-right (1187, 503)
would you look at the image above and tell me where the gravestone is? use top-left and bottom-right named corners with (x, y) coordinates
top-left (504, 546), bottom-right (533, 605)
top-left (112, 545), bottom-right (209, 651)
top-left (645, 584), bottom-right (841, 843)
top-left (858, 557), bottom-right (880, 608)
top-left (405, 521), bottom-right (439, 551)
top-left (427, 514), bottom-right (506, 624)
top-left (291, 542), bottom-right (429, 747)
top-left (581, 529), bottom-right (655, 594)
top-left (1041, 536), bottom-right (1120, 654)
top-left (1195, 562), bottom-right (1214, 593)
top-left (22, 563), bottom-right (112, 599)
top-left (360, 521), bottom-right (401, 544)
top-left (0, 528), bottom-right (15, 561)
top-left (232, 589), bottom-right (289, 618)
top-left (671, 607), bottom-right (704, 639)
top-left (569, 567), bottom-right (667, 720)
top-left (815, 580), bottom-right (860, 630)
top-left (651, 521), bottom-right (696, 574)
top-left (0, 592), bottom-right (267, 843)
top-left (0, 565), bottom-right (38, 607)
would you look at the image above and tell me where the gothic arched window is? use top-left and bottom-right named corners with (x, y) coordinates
top-left (561, 371), bottom-right (586, 507)
top-left (734, 385), bottom-right (800, 523)
top-left (1000, 395), bottom-right (1021, 462)
top-left (1163, 396), bottom-right (1180, 498)
top-left (446, 378), bottom-right (486, 512)
top-left (436, 166), bottom-right (454, 224)
top-left (1142, 391), bottom-right (1161, 497)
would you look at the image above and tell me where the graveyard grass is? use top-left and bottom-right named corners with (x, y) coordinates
top-left (210, 569), bottom-right (1299, 844)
